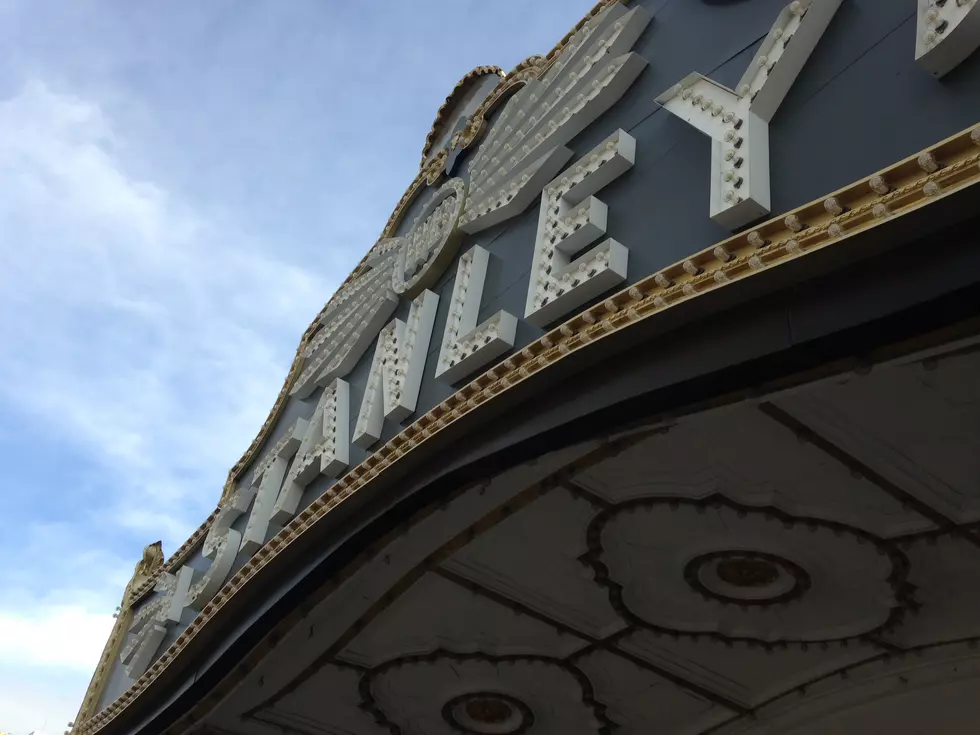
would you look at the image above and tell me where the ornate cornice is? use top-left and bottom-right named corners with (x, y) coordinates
top-left (73, 116), bottom-right (980, 735)
top-left (74, 543), bottom-right (165, 724)
top-left (419, 65), bottom-right (505, 164)
top-left (128, 508), bottom-right (221, 605)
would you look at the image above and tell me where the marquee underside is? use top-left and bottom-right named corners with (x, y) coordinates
top-left (187, 323), bottom-right (980, 735)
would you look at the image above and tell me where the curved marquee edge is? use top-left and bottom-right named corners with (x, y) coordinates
top-left (74, 117), bottom-right (980, 735)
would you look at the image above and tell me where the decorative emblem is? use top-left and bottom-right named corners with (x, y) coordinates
top-left (364, 653), bottom-right (605, 733)
top-left (391, 177), bottom-right (467, 297)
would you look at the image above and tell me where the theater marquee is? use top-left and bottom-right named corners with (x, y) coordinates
top-left (75, 1), bottom-right (980, 734)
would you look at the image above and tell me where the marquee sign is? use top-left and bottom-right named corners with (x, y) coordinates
top-left (75, 0), bottom-right (980, 728)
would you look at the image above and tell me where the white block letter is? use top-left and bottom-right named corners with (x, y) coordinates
top-left (655, 0), bottom-right (842, 230)
top-left (120, 582), bottom-right (172, 678)
top-left (436, 246), bottom-right (518, 383)
top-left (269, 380), bottom-right (351, 525)
top-left (524, 129), bottom-right (634, 327)
top-left (240, 415), bottom-right (309, 553)
top-left (917, 0), bottom-right (980, 77)
top-left (354, 290), bottom-right (439, 446)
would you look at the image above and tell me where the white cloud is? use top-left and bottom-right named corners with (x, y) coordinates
top-left (0, 80), bottom-right (338, 734)
top-left (0, 604), bottom-right (115, 672)
top-left (0, 79), bottom-right (333, 541)
top-left (0, 525), bottom-right (134, 734)
top-left (0, 664), bottom-right (92, 735)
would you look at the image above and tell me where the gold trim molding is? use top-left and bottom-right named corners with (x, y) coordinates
top-left (419, 65), bottom-right (505, 164)
top-left (73, 543), bottom-right (164, 723)
top-left (74, 117), bottom-right (980, 735)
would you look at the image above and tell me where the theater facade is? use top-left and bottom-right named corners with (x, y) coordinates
top-left (74, 1), bottom-right (980, 733)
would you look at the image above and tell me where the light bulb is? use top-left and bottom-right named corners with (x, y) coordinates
top-left (784, 214), bottom-right (804, 232)
top-left (917, 152), bottom-right (939, 173)
top-left (824, 197), bottom-right (844, 216)
top-left (869, 175), bottom-right (890, 195)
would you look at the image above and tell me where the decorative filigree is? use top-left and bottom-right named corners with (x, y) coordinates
top-left (126, 511), bottom-right (218, 607)
top-left (420, 65), bottom-right (505, 165)
top-left (418, 0), bottom-right (631, 175)
top-left (358, 650), bottom-right (613, 735)
top-left (133, 542), bottom-right (164, 582)
top-left (581, 495), bottom-right (912, 646)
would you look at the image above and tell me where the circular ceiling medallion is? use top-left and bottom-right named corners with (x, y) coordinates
top-left (685, 550), bottom-right (810, 606)
top-left (443, 692), bottom-right (533, 734)
top-left (717, 557), bottom-right (780, 587)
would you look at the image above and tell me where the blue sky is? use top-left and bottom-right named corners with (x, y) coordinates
top-left (0, 1), bottom-right (597, 731)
